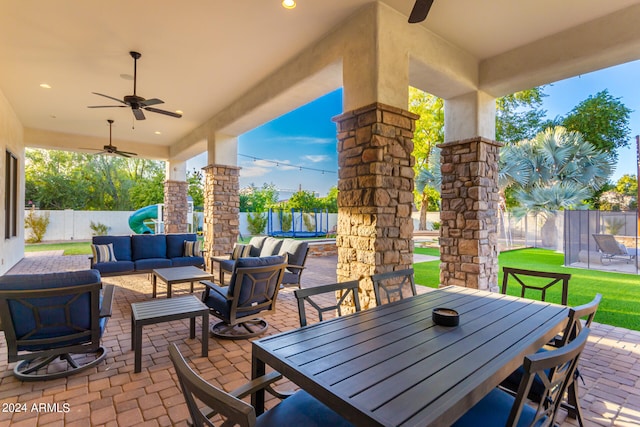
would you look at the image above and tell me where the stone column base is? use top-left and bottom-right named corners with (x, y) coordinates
top-left (437, 137), bottom-right (502, 291)
top-left (164, 180), bottom-right (188, 234)
top-left (333, 102), bottom-right (418, 309)
top-left (203, 164), bottom-right (240, 257)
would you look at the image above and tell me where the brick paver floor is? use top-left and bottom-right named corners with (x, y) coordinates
top-left (1, 253), bottom-right (638, 426)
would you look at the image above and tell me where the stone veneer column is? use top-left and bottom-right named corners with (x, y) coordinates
top-left (203, 164), bottom-right (240, 258)
top-left (163, 180), bottom-right (188, 233)
top-left (333, 102), bottom-right (418, 310)
top-left (438, 137), bottom-right (502, 291)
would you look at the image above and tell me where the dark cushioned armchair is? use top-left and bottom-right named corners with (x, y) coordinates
top-left (0, 270), bottom-right (114, 381)
top-left (201, 255), bottom-right (286, 339)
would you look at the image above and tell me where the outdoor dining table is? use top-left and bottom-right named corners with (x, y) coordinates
top-left (251, 285), bottom-right (569, 427)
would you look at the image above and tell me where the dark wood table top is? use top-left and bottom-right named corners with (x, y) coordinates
top-left (152, 266), bottom-right (214, 283)
top-left (252, 285), bottom-right (568, 427)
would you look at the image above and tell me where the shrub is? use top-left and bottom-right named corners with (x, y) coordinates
top-left (25, 208), bottom-right (50, 243)
top-left (247, 212), bottom-right (267, 235)
top-left (280, 211), bottom-right (292, 232)
top-left (90, 221), bottom-right (110, 236)
top-left (303, 213), bottom-right (316, 232)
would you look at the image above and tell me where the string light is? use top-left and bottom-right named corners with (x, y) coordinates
top-left (238, 153), bottom-right (336, 175)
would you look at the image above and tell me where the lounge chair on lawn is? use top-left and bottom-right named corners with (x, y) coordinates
top-left (592, 234), bottom-right (637, 265)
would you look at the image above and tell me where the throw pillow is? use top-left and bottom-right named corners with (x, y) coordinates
top-left (183, 240), bottom-right (202, 257)
top-left (92, 243), bottom-right (117, 263)
top-left (231, 244), bottom-right (252, 260)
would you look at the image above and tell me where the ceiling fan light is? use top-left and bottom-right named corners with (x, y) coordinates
top-left (282, 0), bottom-right (296, 10)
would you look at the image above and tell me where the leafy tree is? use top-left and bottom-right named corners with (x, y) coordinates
top-left (187, 169), bottom-right (204, 208)
top-left (615, 174), bottom-right (638, 197)
top-left (239, 183), bottom-right (279, 212)
top-left (129, 167), bottom-right (165, 209)
top-left (408, 87), bottom-right (444, 229)
top-left (496, 87), bottom-right (547, 143)
top-left (287, 189), bottom-right (320, 212)
top-left (318, 186), bottom-right (338, 213)
top-left (560, 90), bottom-right (632, 160)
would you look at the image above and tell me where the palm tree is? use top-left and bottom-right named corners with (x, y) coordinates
top-left (500, 126), bottom-right (614, 245)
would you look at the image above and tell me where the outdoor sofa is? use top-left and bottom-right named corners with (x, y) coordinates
top-left (214, 236), bottom-right (309, 287)
top-left (90, 233), bottom-right (204, 276)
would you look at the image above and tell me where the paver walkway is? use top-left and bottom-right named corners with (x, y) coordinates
top-left (0, 253), bottom-right (638, 426)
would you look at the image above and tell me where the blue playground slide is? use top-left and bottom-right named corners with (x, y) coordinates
top-left (129, 205), bottom-right (158, 234)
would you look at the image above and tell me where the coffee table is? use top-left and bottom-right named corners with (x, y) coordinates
top-left (151, 265), bottom-right (215, 298)
top-left (131, 295), bottom-right (209, 373)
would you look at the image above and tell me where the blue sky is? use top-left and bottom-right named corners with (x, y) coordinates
top-left (189, 60), bottom-right (640, 196)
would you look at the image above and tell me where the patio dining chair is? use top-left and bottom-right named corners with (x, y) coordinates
top-left (453, 327), bottom-right (590, 427)
top-left (501, 293), bottom-right (602, 427)
top-left (201, 255), bottom-right (286, 339)
top-left (371, 268), bottom-right (416, 306)
top-left (294, 280), bottom-right (361, 327)
top-left (0, 270), bottom-right (114, 381)
top-left (168, 343), bottom-right (354, 427)
top-left (501, 267), bottom-right (571, 305)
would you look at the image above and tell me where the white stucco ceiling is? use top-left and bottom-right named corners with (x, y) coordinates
top-left (1, 0), bottom-right (639, 160)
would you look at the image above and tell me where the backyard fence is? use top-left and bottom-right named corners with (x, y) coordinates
top-left (564, 210), bottom-right (639, 274)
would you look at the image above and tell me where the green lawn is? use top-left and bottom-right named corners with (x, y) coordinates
top-left (414, 247), bottom-right (640, 331)
top-left (25, 242), bottom-right (92, 255)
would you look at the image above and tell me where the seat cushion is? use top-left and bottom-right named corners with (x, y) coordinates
top-left (256, 390), bottom-right (354, 427)
top-left (278, 239), bottom-right (308, 272)
top-left (202, 284), bottom-right (231, 321)
top-left (248, 236), bottom-right (268, 256)
top-left (259, 237), bottom-right (283, 257)
top-left (451, 388), bottom-right (545, 427)
top-left (93, 235), bottom-right (132, 261)
top-left (93, 261), bottom-right (135, 275)
top-left (134, 258), bottom-right (172, 271)
top-left (171, 256), bottom-right (205, 268)
top-left (132, 234), bottom-right (167, 260)
top-left (166, 233), bottom-right (197, 258)
top-left (219, 259), bottom-right (236, 273)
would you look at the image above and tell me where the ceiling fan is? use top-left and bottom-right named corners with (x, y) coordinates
top-left (408, 0), bottom-right (434, 23)
top-left (85, 119), bottom-right (137, 157)
top-left (88, 51), bottom-right (182, 121)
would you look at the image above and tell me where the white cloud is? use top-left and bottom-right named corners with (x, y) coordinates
top-left (241, 165), bottom-right (270, 177)
top-left (304, 155), bottom-right (330, 163)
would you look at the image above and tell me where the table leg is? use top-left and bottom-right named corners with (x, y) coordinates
top-left (251, 352), bottom-right (266, 414)
top-left (131, 313), bottom-right (135, 350)
top-left (167, 281), bottom-right (172, 298)
top-left (134, 324), bottom-right (143, 373)
top-left (152, 274), bottom-right (157, 298)
top-left (189, 317), bottom-right (196, 339)
top-left (190, 280), bottom-right (194, 294)
top-left (201, 311), bottom-right (209, 357)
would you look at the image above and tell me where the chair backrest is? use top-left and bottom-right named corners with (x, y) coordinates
top-left (592, 234), bottom-right (627, 256)
top-left (294, 281), bottom-right (361, 327)
top-left (169, 343), bottom-right (256, 427)
top-left (227, 256), bottom-right (286, 321)
top-left (558, 293), bottom-right (602, 346)
top-left (501, 267), bottom-right (571, 306)
top-left (371, 268), bottom-right (416, 306)
top-left (508, 328), bottom-right (590, 427)
top-left (0, 270), bottom-right (104, 362)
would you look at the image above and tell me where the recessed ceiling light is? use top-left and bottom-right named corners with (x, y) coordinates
top-left (40, 83), bottom-right (51, 89)
top-left (154, 131), bottom-right (162, 135)
top-left (282, 0), bottom-right (296, 9)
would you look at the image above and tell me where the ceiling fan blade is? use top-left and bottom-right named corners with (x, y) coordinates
top-left (87, 105), bottom-right (127, 108)
top-left (132, 108), bottom-right (146, 120)
top-left (144, 107), bottom-right (182, 118)
top-left (116, 150), bottom-right (137, 156)
top-left (140, 98), bottom-right (164, 107)
top-left (92, 92), bottom-right (127, 104)
top-left (115, 151), bottom-right (133, 158)
top-left (408, 0), bottom-right (434, 23)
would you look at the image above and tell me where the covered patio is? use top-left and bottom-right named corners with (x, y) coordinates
top-left (1, 1), bottom-right (640, 425)
top-left (0, 252), bottom-right (638, 426)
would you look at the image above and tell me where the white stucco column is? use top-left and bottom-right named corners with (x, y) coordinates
top-left (444, 90), bottom-right (496, 142)
top-left (207, 132), bottom-right (238, 166)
